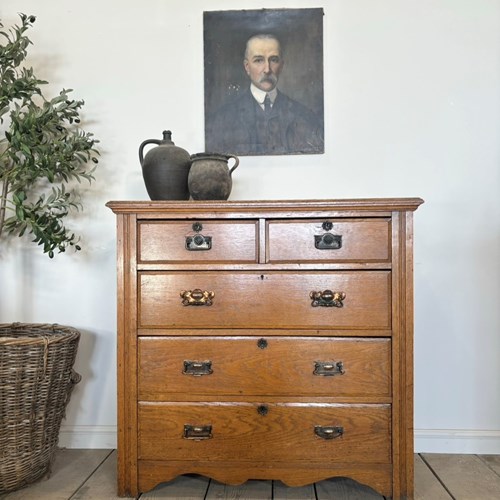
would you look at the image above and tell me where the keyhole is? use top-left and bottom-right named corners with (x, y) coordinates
top-left (257, 338), bottom-right (268, 349)
top-left (257, 405), bottom-right (269, 416)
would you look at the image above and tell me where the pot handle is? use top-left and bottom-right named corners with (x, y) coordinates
top-left (139, 139), bottom-right (161, 166)
top-left (227, 154), bottom-right (240, 175)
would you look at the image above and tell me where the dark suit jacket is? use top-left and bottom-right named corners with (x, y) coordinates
top-left (206, 89), bottom-right (324, 155)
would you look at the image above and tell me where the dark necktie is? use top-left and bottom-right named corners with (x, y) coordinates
top-left (264, 94), bottom-right (271, 114)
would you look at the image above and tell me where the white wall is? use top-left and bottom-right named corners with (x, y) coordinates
top-left (1, 0), bottom-right (499, 453)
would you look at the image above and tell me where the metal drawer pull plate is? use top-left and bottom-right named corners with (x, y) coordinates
top-left (180, 289), bottom-right (215, 306)
top-left (313, 360), bottom-right (345, 377)
top-left (310, 290), bottom-right (346, 307)
top-left (185, 222), bottom-right (212, 251)
top-left (183, 360), bottom-right (213, 376)
top-left (314, 425), bottom-right (344, 440)
top-left (183, 424), bottom-right (213, 440)
top-left (185, 233), bottom-right (212, 251)
top-left (315, 233), bottom-right (342, 250)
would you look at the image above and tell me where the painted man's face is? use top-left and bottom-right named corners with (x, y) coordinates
top-left (244, 38), bottom-right (284, 92)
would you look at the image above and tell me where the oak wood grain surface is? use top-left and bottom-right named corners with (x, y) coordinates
top-left (138, 402), bottom-right (391, 463)
top-left (138, 336), bottom-right (391, 399)
top-left (267, 218), bottom-right (391, 263)
top-left (138, 271), bottom-right (391, 330)
top-left (138, 220), bottom-right (258, 263)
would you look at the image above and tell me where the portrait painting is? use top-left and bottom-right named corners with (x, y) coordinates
top-left (204, 8), bottom-right (324, 156)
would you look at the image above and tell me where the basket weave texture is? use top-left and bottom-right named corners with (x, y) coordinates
top-left (0, 323), bottom-right (81, 493)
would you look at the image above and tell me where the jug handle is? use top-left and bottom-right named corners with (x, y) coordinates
top-left (139, 139), bottom-right (161, 166)
top-left (227, 154), bottom-right (240, 175)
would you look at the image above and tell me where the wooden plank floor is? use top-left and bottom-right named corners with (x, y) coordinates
top-left (1, 450), bottom-right (499, 499)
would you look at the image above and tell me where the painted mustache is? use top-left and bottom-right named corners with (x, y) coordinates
top-left (259, 75), bottom-right (277, 85)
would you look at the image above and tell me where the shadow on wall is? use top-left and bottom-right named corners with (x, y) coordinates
top-left (68, 326), bottom-right (117, 426)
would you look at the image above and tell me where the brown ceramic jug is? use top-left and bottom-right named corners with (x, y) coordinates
top-left (139, 130), bottom-right (191, 200)
top-left (188, 153), bottom-right (239, 200)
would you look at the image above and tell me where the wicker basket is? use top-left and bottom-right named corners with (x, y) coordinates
top-left (0, 323), bottom-right (81, 493)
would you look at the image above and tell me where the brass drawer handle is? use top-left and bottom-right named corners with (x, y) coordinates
top-left (310, 290), bottom-right (346, 307)
top-left (314, 425), bottom-right (344, 440)
top-left (180, 289), bottom-right (215, 306)
top-left (183, 360), bottom-right (213, 376)
top-left (183, 424), bottom-right (213, 440)
top-left (313, 361), bottom-right (345, 377)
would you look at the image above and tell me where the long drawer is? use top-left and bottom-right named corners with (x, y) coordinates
top-left (138, 271), bottom-right (391, 329)
top-left (138, 337), bottom-right (391, 399)
top-left (138, 402), bottom-right (391, 463)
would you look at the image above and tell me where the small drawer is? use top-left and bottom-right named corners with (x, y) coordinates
top-left (267, 218), bottom-right (390, 263)
top-left (138, 402), bottom-right (391, 464)
top-left (138, 337), bottom-right (391, 399)
top-left (138, 220), bottom-right (258, 263)
top-left (138, 271), bottom-right (391, 330)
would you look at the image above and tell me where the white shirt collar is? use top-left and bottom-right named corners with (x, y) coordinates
top-left (250, 84), bottom-right (278, 105)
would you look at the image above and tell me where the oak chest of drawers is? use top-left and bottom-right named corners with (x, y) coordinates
top-left (107, 198), bottom-right (423, 499)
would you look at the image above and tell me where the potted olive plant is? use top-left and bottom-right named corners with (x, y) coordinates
top-left (0, 14), bottom-right (99, 256)
top-left (0, 14), bottom-right (99, 493)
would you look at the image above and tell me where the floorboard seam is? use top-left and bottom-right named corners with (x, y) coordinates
top-left (67, 449), bottom-right (115, 500)
top-left (419, 453), bottom-right (456, 500)
top-left (477, 454), bottom-right (500, 479)
top-left (202, 477), bottom-right (211, 500)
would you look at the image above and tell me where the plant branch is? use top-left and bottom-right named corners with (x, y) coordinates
top-left (0, 176), bottom-right (8, 236)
